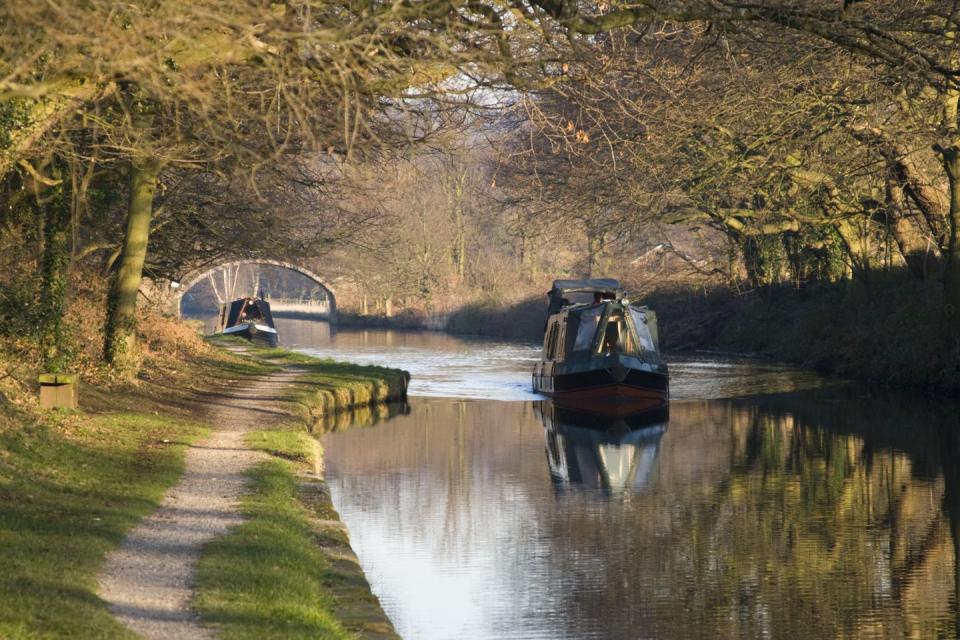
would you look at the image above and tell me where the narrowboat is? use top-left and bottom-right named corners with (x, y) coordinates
top-left (217, 296), bottom-right (279, 347)
top-left (532, 279), bottom-right (668, 415)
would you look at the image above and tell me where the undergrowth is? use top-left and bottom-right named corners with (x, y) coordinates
top-left (643, 269), bottom-right (960, 392)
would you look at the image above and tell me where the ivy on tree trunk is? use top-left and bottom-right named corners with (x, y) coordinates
top-left (38, 174), bottom-right (71, 373)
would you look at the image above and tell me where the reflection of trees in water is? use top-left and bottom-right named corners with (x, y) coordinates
top-left (324, 394), bottom-right (960, 639)
top-left (540, 394), bottom-right (960, 639)
top-left (309, 400), bottom-right (407, 434)
top-left (323, 400), bottom-right (569, 638)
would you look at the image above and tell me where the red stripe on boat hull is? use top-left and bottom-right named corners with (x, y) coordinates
top-left (550, 384), bottom-right (668, 417)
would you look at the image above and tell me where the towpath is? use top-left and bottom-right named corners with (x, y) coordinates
top-left (97, 365), bottom-right (300, 639)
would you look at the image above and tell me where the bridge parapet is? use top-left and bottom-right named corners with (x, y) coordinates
top-left (267, 298), bottom-right (333, 319)
top-left (172, 259), bottom-right (337, 324)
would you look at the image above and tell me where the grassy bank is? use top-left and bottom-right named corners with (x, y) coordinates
top-left (196, 339), bottom-right (406, 639)
top-left (261, 347), bottom-right (409, 427)
top-left (0, 321), bottom-right (407, 637)
top-left (0, 332), bottom-right (225, 638)
top-left (207, 337), bottom-right (410, 431)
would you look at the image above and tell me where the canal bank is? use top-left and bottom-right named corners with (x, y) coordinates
top-left (0, 324), bottom-right (406, 639)
top-left (191, 338), bottom-right (408, 640)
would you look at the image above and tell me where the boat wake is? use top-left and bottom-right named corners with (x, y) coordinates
top-left (292, 340), bottom-right (544, 401)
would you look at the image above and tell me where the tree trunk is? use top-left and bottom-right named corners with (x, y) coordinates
top-left (849, 124), bottom-right (948, 250)
top-left (104, 158), bottom-right (161, 373)
top-left (449, 169), bottom-right (467, 283)
top-left (38, 181), bottom-right (71, 372)
top-left (455, 227), bottom-right (466, 282)
top-left (941, 146), bottom-right (960, 322)
top-left (886, 175), bottom-right (935, 279)
top-left (585, 230), bottom-right (602, 278)
top-left (833, 219), bottom-right (871, 283)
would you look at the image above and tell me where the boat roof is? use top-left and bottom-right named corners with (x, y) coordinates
top-left (550, 278), bottom-right (623, 295)
top-left (548, 279), bottom-right (625, 314)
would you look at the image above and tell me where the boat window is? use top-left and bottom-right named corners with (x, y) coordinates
top-left (242, 302), bottom-right (262, 321)
top-left (572, 306), bottom-right (603, 351)
top-left (598, 312), bottom-right (639, 355)
top-left (545, 321), bottom-right (560, 360)
top-left (629, 308), bottom-right (657, 352)
top-left (564, 315), bottom-right (580, 355)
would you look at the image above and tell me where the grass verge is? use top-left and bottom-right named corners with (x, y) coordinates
top-left (194, 454), bottom-right (353, 640)
top-left (0, 399), bottom-right (208, 639)
top-left (197, 425), bottom-right (400, 639)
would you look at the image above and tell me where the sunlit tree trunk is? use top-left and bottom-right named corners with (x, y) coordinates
top-left (833, 220), bottom-right (871, 284)
top-left (104, 157), bottom-right (161, 374)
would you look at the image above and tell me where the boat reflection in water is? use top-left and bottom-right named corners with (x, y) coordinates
top-left (536, 400), bottom-right (668, 495)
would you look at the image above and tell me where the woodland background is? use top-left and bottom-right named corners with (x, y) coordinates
top-left (3, 2), bottom-right (960, 388)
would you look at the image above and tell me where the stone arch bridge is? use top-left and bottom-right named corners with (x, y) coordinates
top-left (172, 259), bottom-right (337, 322)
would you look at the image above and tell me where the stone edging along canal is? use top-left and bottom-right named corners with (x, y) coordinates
top-left (99, 338), bottom-right (408, 639)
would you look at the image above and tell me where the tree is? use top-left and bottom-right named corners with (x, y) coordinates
top-left (2, 0), bottom-right (514, 372)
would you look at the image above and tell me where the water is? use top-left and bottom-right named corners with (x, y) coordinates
top-left (278, 319), bottom-right (542, 400)
top-left (278, 318), bottom-right (960, 639)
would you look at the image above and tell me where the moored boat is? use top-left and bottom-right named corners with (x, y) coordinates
top-left (532, 279), bottom-right (668, 415)
top-left (217, 296), bottom-right (279, 347)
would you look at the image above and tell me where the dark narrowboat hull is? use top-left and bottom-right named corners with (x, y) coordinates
top-left (223, 323), bottom-right (279, 347)
top-left (548, 402), bottom-right (670, 433)
top-left (534, 365), bottom-right (668, 417)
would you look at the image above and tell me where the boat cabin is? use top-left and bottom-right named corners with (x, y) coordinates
top-left (542, 280), bottom-right (660, 365)
top-left (218, 297), bottom-right (276, 332)
top-left (535, 278), bottom-right (669, 410)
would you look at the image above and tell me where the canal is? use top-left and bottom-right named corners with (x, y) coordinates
top-left (277, 317), bottom-right (960, 640)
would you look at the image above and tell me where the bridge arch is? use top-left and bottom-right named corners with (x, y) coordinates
top-left (174, 259), bottom-right (337, 321)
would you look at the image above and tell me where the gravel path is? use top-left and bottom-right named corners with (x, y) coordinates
top-left (98, 367), bottom-right (301, 639)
